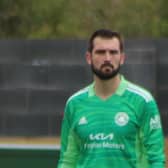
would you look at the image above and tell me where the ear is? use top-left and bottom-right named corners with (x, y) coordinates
top-left (86, 51), bottom-right (92, 65)
top-left (120, 53), bottom-right (126, 65)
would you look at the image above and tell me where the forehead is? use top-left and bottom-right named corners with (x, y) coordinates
top-left (93, 37), bottom-right (120, 50)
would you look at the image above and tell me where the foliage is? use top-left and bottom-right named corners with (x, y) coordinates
top-left (160, 0), bottom-right (168, 37)
top-left (0, 0), bottom-right (167, 38)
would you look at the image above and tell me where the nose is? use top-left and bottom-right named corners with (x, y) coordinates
top-left (104, 51), bottom-right (111, 61)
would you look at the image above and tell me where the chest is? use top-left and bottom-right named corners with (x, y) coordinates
top-left (73, 100), bottom-right (140, 142)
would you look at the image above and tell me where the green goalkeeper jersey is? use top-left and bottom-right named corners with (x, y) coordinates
top-left (57, 75), bottom-right (165, 168)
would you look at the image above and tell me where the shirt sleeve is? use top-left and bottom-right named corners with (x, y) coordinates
top-left (140, 98), bottom-right (166, 168)
top-left (57, 103), bottom-right (80, 168)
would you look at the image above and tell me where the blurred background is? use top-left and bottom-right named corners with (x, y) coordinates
top-left (0, 0), bottom-right (167, 167)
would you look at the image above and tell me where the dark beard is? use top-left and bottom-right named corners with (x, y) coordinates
top-left (91, 62), bottom-right (120, 80)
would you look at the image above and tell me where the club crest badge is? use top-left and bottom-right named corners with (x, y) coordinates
top-left (115, 112), bottom-right (129, 126)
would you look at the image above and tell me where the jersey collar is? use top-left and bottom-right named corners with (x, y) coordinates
top-left (88, 75), bottom-right (128, 97)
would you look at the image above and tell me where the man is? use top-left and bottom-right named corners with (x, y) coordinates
top-left (57, 29), bottom-right (165, 168)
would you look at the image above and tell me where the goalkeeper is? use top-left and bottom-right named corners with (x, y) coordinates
top-left (57, 29), bottom-right (165, 168)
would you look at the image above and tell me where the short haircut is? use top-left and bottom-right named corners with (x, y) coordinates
top-left (88, 29), bottom-right (124, 53)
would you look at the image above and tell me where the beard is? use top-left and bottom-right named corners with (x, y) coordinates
top-left (91, 62), bottom-right (120, 80)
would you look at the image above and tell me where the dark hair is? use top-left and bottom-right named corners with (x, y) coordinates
top-left (88, 29), bottom-right (124, 53)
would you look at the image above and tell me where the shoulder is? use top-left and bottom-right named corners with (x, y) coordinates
top-left (66, 85), bottom-right (90, 104)
top-left (125, 80), bottom-right (154, 103)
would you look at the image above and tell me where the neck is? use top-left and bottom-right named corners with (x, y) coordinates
top-left (94, 74), bottom-right (121, 100)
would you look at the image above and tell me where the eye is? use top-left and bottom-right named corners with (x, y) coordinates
top-left (94, 49), bottom-right (120, 55)
top-left (109, 50), bottom-right (119, 55)
top-left (95, 49), bottom-right (106, 55)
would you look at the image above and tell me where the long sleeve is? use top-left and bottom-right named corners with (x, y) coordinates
top-left (57, 104), bottom-right (80, 168)
top-left (139, 99), bottom-right (165, 168)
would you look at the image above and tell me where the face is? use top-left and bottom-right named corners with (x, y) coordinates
top-left (86, 37), bottom-right (125, 80)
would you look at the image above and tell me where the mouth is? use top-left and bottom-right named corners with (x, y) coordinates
top-left (102, 66), bottom-right (113, 73)
top-left (101, 63), bottom-right (114, 73)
